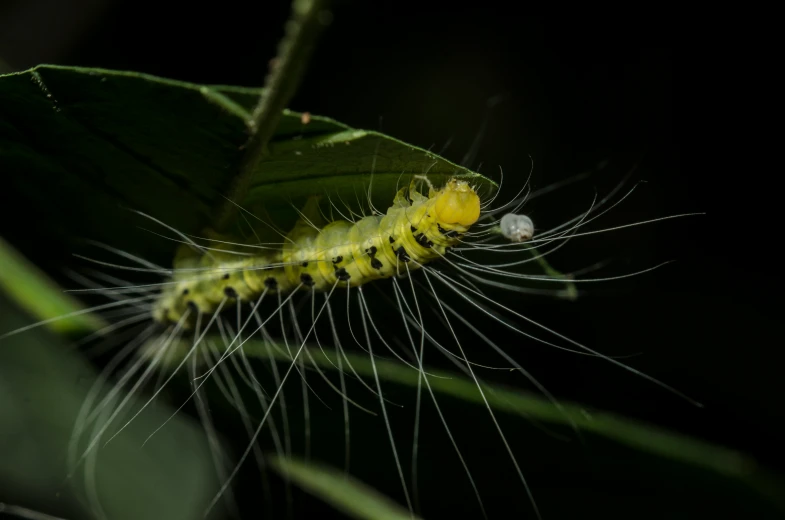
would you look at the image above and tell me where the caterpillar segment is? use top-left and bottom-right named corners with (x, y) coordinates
top-left (153, 178), bottom-right (482, 326)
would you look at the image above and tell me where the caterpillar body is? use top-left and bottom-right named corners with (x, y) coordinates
top-left (155, 178), bottom-right (482, 326)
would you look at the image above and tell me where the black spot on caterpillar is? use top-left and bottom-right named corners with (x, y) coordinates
top-left (394, 245), bottom-right (410, 262)
top-left (437, 222), bottom-right (461, 238)
top-left (415, 233), bottom-right (433, 249)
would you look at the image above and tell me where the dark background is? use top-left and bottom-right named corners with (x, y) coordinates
top-left (1, 2), bottom-right (780, 519)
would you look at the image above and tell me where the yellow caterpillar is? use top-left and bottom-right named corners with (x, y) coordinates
top-left (155, 177), bottom-right (482, 326)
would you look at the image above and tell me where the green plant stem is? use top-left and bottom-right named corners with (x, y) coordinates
top-left (214, 0), bottom-right (331, 231)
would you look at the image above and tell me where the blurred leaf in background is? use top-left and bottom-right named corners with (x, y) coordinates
top-left (0, 245), bottom-right (223, 520)
top-left (270, 456), bottom-right (420, 520)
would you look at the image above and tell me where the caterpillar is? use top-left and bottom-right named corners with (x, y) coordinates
top-left (6, 159), bottom-right (697, 520)
top-left (155, 177), bottom-right (483, 326)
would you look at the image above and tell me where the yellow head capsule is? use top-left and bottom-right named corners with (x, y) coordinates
top-left (432, 179), bottom-right (481, 227)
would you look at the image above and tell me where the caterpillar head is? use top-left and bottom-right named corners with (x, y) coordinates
top-left (431, 178), bottom-right (481, 227)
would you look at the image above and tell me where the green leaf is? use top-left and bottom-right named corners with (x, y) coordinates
top-left (270, 456), bottom-right (420, 520)
top-left (0, 65), bottom-right (495, 264)
top-left (0, 235), bottom-right (104, 336)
